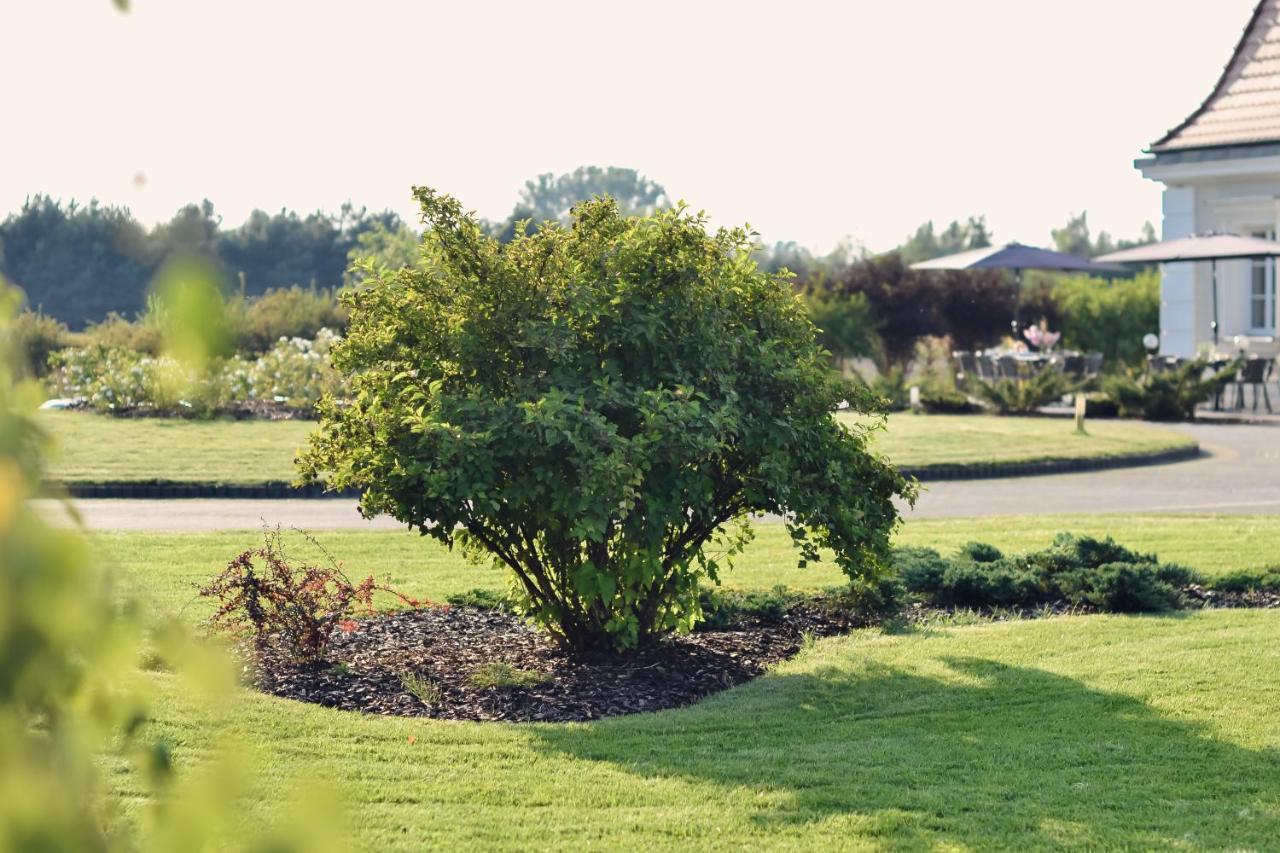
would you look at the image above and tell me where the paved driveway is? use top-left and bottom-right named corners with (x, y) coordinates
top-left (35, 422), bottom-right (1280, 531)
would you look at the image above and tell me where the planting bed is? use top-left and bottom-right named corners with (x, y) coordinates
top-left (252, 602), bottom-right (867, 722)
top-left (248, 584), bottom-right (1278, 723)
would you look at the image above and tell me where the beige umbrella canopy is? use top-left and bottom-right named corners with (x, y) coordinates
top-left (1097, 233), bottom-right (1280, 345)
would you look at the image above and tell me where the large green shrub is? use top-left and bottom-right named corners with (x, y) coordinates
top-left (1101, 358), bottom-right (1239, 421)
top-left (235, 285), bottom-right (347, 353)
top-left (972, 369), bottom-right (1072, 414)
top-left (7, 308), bottom-right (72, 377)
top-left (803, 291), bottom-right (879, 369)
top-left (301, 189), bottom-right (912, 652)
top-left (1053, 272), bottom-right (1159, 368)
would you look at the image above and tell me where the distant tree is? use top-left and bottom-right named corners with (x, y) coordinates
top-left (218, 204), bottom-right (398, 294)
top-left (897, 216), bottom-right (992, 265)
top-left (755, 240), bottom-right (817, 279)
top-left (803, 291), bottom-right (879, 370)
top-left (345, 221), bottom-right (419, 285)
top-left (0, 196), bottom-right (157, 328)
top-left (821, 252), bottom-right (1014, 366)
top-left (516, 166), bottom-right (670, 224)
top-left (1051, 212), bottom-right (1156, 258)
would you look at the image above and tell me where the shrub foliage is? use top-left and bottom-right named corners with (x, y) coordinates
top-left (302, 189), bottom-right (912, 651)
top-left (890, 534), bottom-right (1199, 612)
top-left (1101, 358), bottom-right (1239, 421)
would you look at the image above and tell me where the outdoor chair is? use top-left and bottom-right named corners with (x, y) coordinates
top-left (953, 351), bottom-right (978, 387)
top-left (1061, 353), bottom-right (1085, 379)
top-left (997, 355), bottom-right (1021, 381)
top-left (1234, 357), bottom-right (1273, 412)
top-left (1084, 352), bottom-right (1104, 380)
top-left (975, 354), bottom-right (997, 381)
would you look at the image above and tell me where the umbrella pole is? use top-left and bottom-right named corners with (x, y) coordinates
top-left (1211, 259), bottom-right (1220, 347)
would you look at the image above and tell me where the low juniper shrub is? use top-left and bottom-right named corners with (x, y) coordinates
top-left (198, 527), bottom-right (424, 662)
top-left (887, 534), bottom-right (1206, 613)
top-left (957, 541), bottom-right (1003, 563)
top-left (697, 586), bottom-right (800, 630)
top-left (1055, 563), bottom-right (1184, 613)
top-left (1211, 568), bottom-right (1280, 594)
top-left (446, 588), bottom-right (513, 610)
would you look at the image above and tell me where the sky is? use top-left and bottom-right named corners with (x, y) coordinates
top-left (0, 0), bottom-right (1262, 254)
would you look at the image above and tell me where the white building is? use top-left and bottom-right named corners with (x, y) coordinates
top-left (1138, 0), bottom-right (1280, 357)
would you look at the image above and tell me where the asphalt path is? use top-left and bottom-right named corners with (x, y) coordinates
top-left (34, 422), bottom-right (1280, 531)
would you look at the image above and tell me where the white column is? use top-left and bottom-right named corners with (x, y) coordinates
top-left (1160, 186), bottom-right (1197, 357)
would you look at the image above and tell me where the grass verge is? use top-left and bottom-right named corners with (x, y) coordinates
top-left (42, 410), bottom-right (1192, 485)
top-left (98, 515), bottom-right (1280, 620)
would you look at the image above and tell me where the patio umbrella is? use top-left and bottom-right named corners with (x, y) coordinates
top-left (1096, 233), bottom-right (1280, 346)
top-left (911, 242), bottom-right (1124, 341)
top-left (910, 242), bottom-right (1124, 275)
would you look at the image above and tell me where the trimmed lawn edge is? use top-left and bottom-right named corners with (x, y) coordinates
top-left (901, 441), bottom-right (1201, 482)
top-left (45, 441), bottom-right (1201, 498)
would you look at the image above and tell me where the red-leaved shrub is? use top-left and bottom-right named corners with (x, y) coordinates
top-left (198, 527), bottom-right (423, 661)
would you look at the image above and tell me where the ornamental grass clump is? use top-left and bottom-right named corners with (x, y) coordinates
top-left (301, 188), bottom-right (912, 652)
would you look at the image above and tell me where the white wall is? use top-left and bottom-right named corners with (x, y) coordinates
top-left (1160, 186), bottom-right (1197, 357)
top-left (1146, 164), bottom-right (1280, 356)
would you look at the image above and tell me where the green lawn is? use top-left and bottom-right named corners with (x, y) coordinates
top-left (100, 519), bottom-right (1280, 847)
top-left (117, 607), bottom-right (1280, 849)
top-left (42, 410), bottom-right (1193, 485)
top-left (849, 412), bottom-right (1195, 468)
top-left (40, 410), bottom-right (315, 483)
top-left (98, 515), bottom-right (1280, 620)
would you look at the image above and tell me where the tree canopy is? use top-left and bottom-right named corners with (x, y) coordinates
top-left (0, 196), bottom-right (401, 327)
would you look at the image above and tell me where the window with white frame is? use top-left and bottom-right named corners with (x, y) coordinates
top-left (1250, 229), bottom-right (1276, 333)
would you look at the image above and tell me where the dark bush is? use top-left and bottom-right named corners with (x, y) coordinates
top-left (1056, 532), bottom-right (1152, 568)
top-left (697, 586), bottom-right (799, 630)
top-left (958, 541), bottom-right (1003, 563)
top-left (1211, 568), bottom-right (1280, 593)
top-left (887, 534), bottom-right (1205, 614)
top-left (822, 253), bottom-right (1015, 367)
top-left (972, 369), bottom-right (1072, 414)
top-left (937, 562), bottom-right (1039, 609)
top-left (1101, 358), bottom-right (1239, 421)
top-left (1056, 563), bottom-right (1184, 612)
top-left (891, 547), bottom-right (951, 596)
top-left (446, 588), bottom-right (512, 610)
top-left (836, 574), bottom-right (904, 621)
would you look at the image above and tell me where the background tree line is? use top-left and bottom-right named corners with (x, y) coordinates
top-left (1, 164), bottom-right (1159, 374)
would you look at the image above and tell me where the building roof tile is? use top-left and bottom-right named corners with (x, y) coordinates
top-left (1152, 0), bottom-right (1280, 152)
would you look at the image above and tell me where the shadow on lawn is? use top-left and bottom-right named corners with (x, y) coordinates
top-left (532, 655), bottom-right (1280, 848)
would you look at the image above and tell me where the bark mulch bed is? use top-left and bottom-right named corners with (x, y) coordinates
top-left (248, 587), bottom-right (1279, 724)
top-left (252, 602), bottom-right (866, 723)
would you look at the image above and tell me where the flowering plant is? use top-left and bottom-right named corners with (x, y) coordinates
top-left (1022, 323), bottom-right (1061, 351)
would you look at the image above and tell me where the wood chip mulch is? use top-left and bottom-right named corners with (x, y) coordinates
top-left (251, 604), bottom-right (863, 723)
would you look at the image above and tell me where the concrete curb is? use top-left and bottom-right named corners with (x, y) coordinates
top-left (900, 442), bottom-right (1202, 482)
top-left (55, 481), bottom-right (360, 499)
